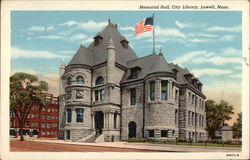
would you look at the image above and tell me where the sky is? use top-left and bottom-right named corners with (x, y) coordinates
top-left (11, 11), bottom-right (242, 125)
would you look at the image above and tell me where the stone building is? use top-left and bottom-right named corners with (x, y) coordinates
top-left (58, 20), bottom-right (207, 142)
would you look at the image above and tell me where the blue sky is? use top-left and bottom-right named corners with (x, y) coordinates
top-left (11, 11), bottom-right (242, 123)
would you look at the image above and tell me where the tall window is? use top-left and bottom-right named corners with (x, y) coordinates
top-left (68, 77), bottom-right (72, 85)
top-left (161, 80), bottom-right (168, 100)
top-left (192, 112), bottom-right (194, 126)
top-left (175, 90), bottom-right (179, 102)
top-left (149, 81), bottom-right (155, 101)
top-left (95, 89), bottom-right (105, 101)
top-left (130, 88), bottom-right (136, 105)
top-left (195, 96), bottom-right (197, 107)
top-left (67, 108), bottom-right (72, 123)
top-left (76, 108), bottom-right (84, 122)
top-left (188, 111), bottom-right (190, 125)
top-left (192, 95), bottom-right (194, 104)
top-left (175, 109), bottom-right (178, 124)
top-left (76, 76), bottom-right (84, 84)
top-left (96, 76), bottom-right (104, 85)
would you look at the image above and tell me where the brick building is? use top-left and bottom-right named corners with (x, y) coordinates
top-left (10, 93), bottom-right (59, 138)
top-left (58, 20), bottom-right (207, 142)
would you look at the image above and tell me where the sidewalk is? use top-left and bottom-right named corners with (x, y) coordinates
top-left (30, 139), bottom-right (241, 152)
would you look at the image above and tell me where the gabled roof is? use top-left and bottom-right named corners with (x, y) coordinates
top-left (87, 22), bottom-right (138, 67)
top-left (68, 44), bottom-right (93, 66)
top-left (67, 21), bottom-right (137, 67)
top-left (121, 53), bottom-right (174, 82)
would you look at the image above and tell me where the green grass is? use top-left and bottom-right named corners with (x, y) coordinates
top-left (127, 141), bottom-right (241, 148)
top-left (176, 142), bottom-right (241, 148)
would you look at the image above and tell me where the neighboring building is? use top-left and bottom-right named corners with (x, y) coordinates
top-left (10, 93), bottom-right (59, 138)
top-left (215, 126), bottom-right (233, 141)
top-left (58, 20), bottom-right (207, 142)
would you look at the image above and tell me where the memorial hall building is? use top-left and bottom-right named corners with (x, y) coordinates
top-left (58, 20), bottom-right (207, 142)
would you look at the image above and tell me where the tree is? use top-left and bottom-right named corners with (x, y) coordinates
top-left (232, 112), bottom-right (242, 139)
top-left (205, 100), bottom-right (234, 139)
top-left (10, 72), bottom-right (48, 141)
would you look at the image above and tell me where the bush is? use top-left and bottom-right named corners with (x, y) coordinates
top-left (127, 138), bottom-right (147, 143)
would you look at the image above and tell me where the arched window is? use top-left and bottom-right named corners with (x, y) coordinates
top-left (68, 77), bottom-right (72, 85)
top-left (76, 76), bottom-right (84, 84)
top-left (95, 76), bottom-right (104, 85)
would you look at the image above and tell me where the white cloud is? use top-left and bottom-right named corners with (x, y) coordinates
top-left (27, 26), bottom-right (45, 32)
top-left (38, 35), bottom-right (65, 40)
top-left (222, 47), bottom-right (242, 56)
top-left (68, 34), bottom-right (86, 42)
top-left (172, 50), bottom-right (209, 65)
top-left (119, 26), bottom-right (134, 31)
top-left (11, 47), bottom-right (70, 59)
top-left (175, 21), bottom-right (189, 28)
top-left (191, 68), bottom-right (233, 77)
top-left (228, 74), bottom-right (242, 79)
top-left (205, 25), bottom-right (241, 32)
top-left (157, 27), bottom-right (186, 39)
top-left (187, 33), bottom-right (217, 38)
top-left (59, 20), bottom-right (77, 27)
top-left (207, 56), bottom-right (241, 65)
top-left (191, 56), bottom-right (241, 66)
top-left (37, 34), bottom-right (87, 42)
top-left (234, 65), bottom-right (242, 70)
top-left (46, 26), bottom-right (55, 31)
top-left (57, 50), bottom-right (75, 54)
top-left (220, 35), bottom-right (235, 41)
top-left (189, 38), bottom-right (211, 43)
top-left (26, 37), bottom-right (32, 40)
top-left (78, 21), bottom-right (107, 31)
top-left (175, 21), bottom-right (206, 28)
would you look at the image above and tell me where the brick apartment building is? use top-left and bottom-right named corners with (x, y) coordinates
top-left (10, 93), bottom-right (59, 138)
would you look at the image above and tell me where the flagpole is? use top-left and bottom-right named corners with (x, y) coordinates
top-left (153, 13), bottom-right (155, 54)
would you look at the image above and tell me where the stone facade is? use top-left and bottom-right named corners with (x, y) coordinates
top-left (58, 21), bottom-right (207, 142)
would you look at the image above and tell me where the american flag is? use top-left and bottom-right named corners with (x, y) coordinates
top-left (135, 16), bottom-right (154, 35)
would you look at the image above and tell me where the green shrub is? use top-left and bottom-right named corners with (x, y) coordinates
top-left (127, 138), bottom-right (147, 142)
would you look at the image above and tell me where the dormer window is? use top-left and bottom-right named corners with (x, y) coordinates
top-left (121, 39), bottom-right (129, 49)
top-left (172, 68), bottom-right (178, 75)
top-left (94, 35), bottom-right (103, 46)
top-left (128, 66), bottom-right (141, 79)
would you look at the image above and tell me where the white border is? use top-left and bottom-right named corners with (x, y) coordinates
top-left (1, 0), bottom-right (249, 159)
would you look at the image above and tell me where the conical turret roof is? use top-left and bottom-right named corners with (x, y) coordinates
top-left (148, 53), bottom-right (174, 75)
top-left (68, 44), bottom-right (93, 66)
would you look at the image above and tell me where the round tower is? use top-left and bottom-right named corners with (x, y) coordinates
top-left (59, 59), bottom-right (65, 95)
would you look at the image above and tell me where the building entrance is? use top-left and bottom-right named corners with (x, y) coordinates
top-left (95, 111), bottom-right (104, 135)
top-left (128, 121), bottom-right (136, 138)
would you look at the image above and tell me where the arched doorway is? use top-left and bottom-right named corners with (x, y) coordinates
top-left (128, 121), bottom-right (136, 138)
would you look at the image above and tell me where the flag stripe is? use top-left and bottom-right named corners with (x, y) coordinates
top-left (135, 19), bottom-right (153, 35)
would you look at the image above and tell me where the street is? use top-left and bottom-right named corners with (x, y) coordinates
top-left (10, 140), bottom-right (161, 152)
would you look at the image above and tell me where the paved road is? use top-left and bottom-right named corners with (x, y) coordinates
top-left (10, 140), bottom-right (161, 152)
